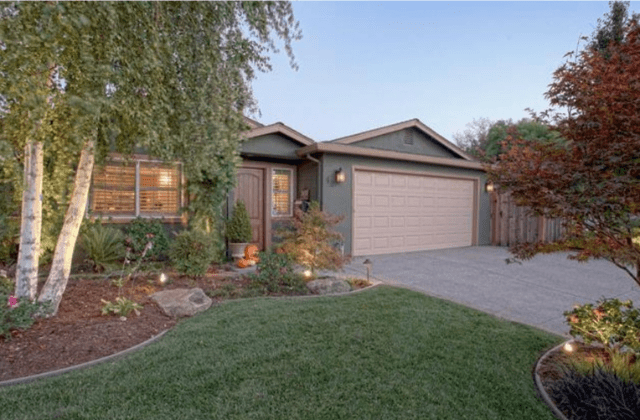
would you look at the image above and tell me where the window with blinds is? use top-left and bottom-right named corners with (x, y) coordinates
top-left (272, 168), bottom-right (292, 217)
top-left (91, 159), bottom-right (182, 218)
top-left (91, 162), bottom-right (136, 215)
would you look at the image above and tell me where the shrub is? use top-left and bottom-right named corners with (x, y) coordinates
top-left (277, 201), bottom-right (349, 274)
top-left (0, 276), bottom-right (13, 295)
top-left (81, 223), bottom-right (125, 272)
top-left (565, 298), bottom-right (640, 353)
top-left (100, 297), bottom-right (143, 318)
top-left (0, 215), bottom-right (19, 266)
top-left (170, 230), bottom-right (218, 276)
top-left (124, 217), bottom-right (170, 261)
top-left (0, 294), bottom-right (49, 341)
top-left (227, 200), bottom-right (252, 243)
top-left (249, 251), bottom-right (307, 294)
top-left (546, 368), bottom-right (640, 420)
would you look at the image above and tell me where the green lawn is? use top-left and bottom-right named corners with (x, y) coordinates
top-left (0, 286), bottom-right (561, 420)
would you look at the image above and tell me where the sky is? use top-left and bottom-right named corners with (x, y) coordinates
top-left (250, 1), bottom-right (640, 144)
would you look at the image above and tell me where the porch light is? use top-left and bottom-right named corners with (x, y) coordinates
top-left (335, 168), bottom-right (346, 184)
top-left (485, 181), bottom-right (495, 193)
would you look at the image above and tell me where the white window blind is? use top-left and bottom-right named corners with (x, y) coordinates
top-left (272, 168), bottom-right (292, 217)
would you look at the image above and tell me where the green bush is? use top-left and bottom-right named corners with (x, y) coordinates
top-left (100, 297), bottom-right (143, 318)
top-left (249, 251), bottom-right (307, 294)
top-left (170, 230), bottom-right (218, 276)
top-left (0, 276), bottom-right (13, 295)
top-left (227, 200), bottom-right (252, 243)
top-left (0, 294), bottom-right (49, 341)
top-left (0, 215), bottom-right (19, 265)
top-left (81, 223), bottom-right (125, 272)
top-left (124, 218), bottom-right (170, 261)
top-left (565, 298), bottom-right (640, 353)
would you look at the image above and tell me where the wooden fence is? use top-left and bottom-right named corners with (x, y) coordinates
top-left (490, 192), bottom-right (564, 247)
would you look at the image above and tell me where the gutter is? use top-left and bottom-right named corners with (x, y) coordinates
top-left (297, 142), bottom-right (484, 171)
top-left (304, 153), bottom-right (322, 206)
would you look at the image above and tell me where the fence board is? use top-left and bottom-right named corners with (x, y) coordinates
top-left (490, 192), bottom-right (564, 247)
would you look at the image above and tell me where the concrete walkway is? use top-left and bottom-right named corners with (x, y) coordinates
top-left (338, 246), bottom-right (640, 337)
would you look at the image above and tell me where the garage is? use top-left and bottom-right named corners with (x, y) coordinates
top-left (353, 168), bottom-right (478, 256)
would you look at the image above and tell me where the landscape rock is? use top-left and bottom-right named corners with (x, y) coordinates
top-left (151, 288), bottom-right (212, 318)
top-left (306, 277), bottom-right (352, 295)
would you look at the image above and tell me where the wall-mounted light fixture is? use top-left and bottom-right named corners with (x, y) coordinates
top-left (485, 181), bottom-right (495, 193)
top-left (335, 168), bottom-right (346, 184)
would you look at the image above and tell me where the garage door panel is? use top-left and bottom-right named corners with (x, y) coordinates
top-left (354, 169), bottom-right (475, 256)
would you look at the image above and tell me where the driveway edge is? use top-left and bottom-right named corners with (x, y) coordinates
top-left (0, 329), bottom-right (169, 388)
top-left (533, 340), bottom-right (571, 420)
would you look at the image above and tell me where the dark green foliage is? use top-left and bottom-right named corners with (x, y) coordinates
top-left (227, 201), bottom-right (253, 243)
top-left (169, 230), bottom-right (218, 276)
top-left (0, 293), bottom-right (48, 340)
top-left (591, 1), bottom-right (639, 56)
top-left (123, 218), bottom-right (170, 261)
top-left (0, 276), bottom-right (13, 295)
top-left (0, 214), bottom-right (19, 265)
top-left (546, 369), bottom-right (640, 420)
top-left (80, 223), bottom-right (125, 272)
top-left (249, 251), bottom-right (307, 294)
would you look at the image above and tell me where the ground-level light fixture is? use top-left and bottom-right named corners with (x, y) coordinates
top-left (363, 259), bottom-right (373, 282)
top-left (335, 168), bottom-right (346, 184)
top-left (563, 341), bottom-right (574, 353)
top-left (159, 273), bottom-right (167, 285)
top-left (303, 269), bottom-right (312, 278)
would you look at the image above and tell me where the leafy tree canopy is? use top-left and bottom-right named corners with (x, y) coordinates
top-left (487, 2), bottom-right (640, 286)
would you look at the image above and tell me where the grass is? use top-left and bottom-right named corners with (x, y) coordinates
top-left (0, 286), bottom-right (561, 419)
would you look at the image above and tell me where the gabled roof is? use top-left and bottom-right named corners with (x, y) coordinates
top-left (330, 118), bottom-right (474, 161)
top-left (296, 142), bottom-right (483, 171)
top-left (243, 116), bottom-right (264, 129)
top-left (245, 122), bottom-right (315, 146)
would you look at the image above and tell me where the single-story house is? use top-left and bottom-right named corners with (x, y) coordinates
top-left (88, 116), bottom-right (491, 257)
top-left (233, 117), bottom-right (491, 256)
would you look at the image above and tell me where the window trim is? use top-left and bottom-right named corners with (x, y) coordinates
top-left (271, 167), bottom-right (293, 218)
top-left (89, 155), bottom-right (184, 222)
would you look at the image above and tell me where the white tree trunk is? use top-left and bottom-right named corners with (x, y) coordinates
top-left (15, 141), bottom-right (44, 301)
top-left (38, 140), bottom-right (95, 315)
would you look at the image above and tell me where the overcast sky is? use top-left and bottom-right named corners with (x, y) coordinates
top-left (250, 1), bottom-right (640, 143)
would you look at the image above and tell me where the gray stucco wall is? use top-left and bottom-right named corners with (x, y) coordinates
top-left (351, 128), bottom-right (460, 159)
top-left (319, 153), bottom-right (491, 255)
top-left (241, 133), bottom-right (302, 160)
top-left (297, 160), bottom-right (319, 202)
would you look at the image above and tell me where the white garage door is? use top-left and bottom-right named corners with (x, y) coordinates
top-left (353, 169), bottom-right (476, 256)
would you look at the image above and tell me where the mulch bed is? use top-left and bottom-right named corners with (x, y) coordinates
top-left (0, 270), bottom-right (244, 382)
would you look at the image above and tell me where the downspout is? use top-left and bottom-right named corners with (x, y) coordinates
top-left (305, 154), bottom-right (322, 207)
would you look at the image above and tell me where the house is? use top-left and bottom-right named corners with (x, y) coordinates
top-left (89, 116), bottom-right (491, 257)
top-left (233, 117), bottom-right (491, 256)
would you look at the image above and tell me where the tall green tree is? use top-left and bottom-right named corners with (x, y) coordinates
top-left (0, 2), bottom-right (301, 314)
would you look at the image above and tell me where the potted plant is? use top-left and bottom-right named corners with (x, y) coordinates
top-left (227, 200), bottom-right (253, 260)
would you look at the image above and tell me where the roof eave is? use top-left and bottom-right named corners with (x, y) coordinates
top-left (297, 143), bottom-right (484, 171)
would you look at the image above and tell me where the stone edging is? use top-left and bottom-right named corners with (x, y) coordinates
top-left (0, 329), bottom-right (169, 388)
top-left (532, 339), bottom-right (572, 420)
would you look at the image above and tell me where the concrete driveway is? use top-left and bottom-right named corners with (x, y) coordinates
top-left (340, 246), bottom-right (640, 337)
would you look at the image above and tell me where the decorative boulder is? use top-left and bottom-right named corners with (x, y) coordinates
top-left (151, 288), bottom-right (212, 318)
top-left (306, 278), bottom-right (352, 295)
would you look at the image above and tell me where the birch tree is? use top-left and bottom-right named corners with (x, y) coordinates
top-left (0, 2), bottom-right (301, 315)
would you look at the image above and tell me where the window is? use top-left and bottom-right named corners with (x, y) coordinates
top-left (272, 168), bottom-right (292, 217)
top-left (91, 159), bottom-right (182, 218)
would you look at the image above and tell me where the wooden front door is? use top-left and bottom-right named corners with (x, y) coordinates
top-left (235, 167), bottom-right (265, 250)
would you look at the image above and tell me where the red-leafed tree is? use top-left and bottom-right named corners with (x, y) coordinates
top-left (487, 11), bottom-right (640, 286)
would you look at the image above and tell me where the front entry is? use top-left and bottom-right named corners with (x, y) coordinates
top-left (235, 167), bottom-right (265, 250)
